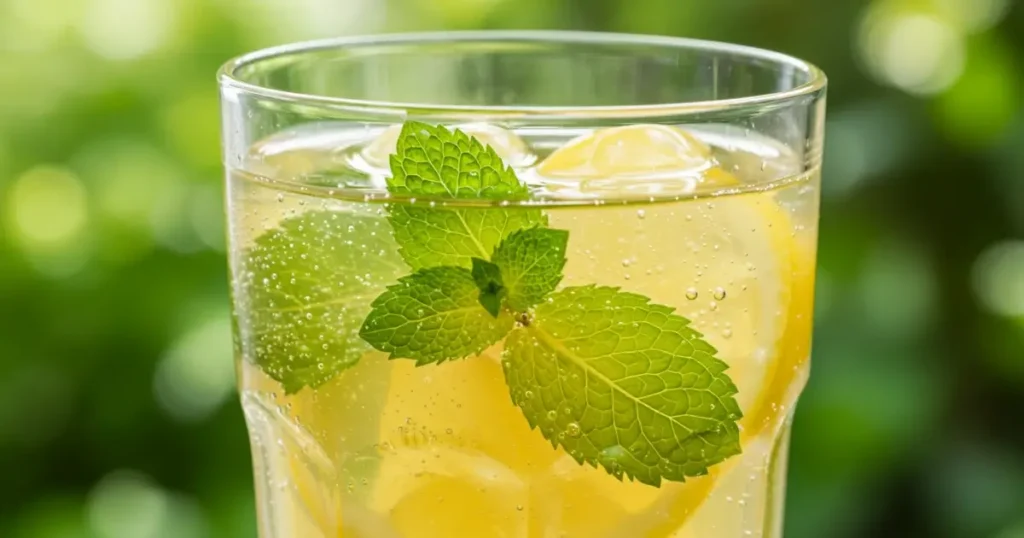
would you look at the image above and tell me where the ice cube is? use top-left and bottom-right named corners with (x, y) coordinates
top-left (535, 124), bottom-right (717, 196)
top-left (360, 122), bottom-right (536, 171)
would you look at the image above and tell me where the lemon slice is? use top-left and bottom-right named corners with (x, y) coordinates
top-left (538, 124), bottom-right (804, 534)
top-left (369, 354), bottom-right (543, 537)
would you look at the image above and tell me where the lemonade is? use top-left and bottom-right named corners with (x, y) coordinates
top-left (227, 121), bottom-right (820, 538)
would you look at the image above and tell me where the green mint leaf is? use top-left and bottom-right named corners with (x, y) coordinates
top-left (491, 227), bottom-right (568, 311)
top-left (389, 205), bottom-right (546, 270)
top-left (385, 121), bottom-right (546, 270)
top-left (359, 266), bottom-right (513, 365)
top-left (502, 285), bottom-right (743, 486)
top-left (471, 257), bottom-right (505, 318)
top-left (388, 121), bottom-right (528, 198)
top-left (235, 210), bottom-right (405, 394)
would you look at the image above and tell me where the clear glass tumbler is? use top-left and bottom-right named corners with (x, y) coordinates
top-left (219, 31), bottom-right (826, 538)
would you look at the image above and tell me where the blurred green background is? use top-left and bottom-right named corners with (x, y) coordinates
top-left (1, 0), bottom-right (1023, 537)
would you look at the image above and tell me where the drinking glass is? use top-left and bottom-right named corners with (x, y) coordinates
top-left (219, 31), bottom-right (826, 538)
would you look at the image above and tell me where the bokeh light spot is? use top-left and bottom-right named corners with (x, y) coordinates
top-left (859, 7), bottom-right (965, 95)
top-left (154, 314), bottom-right (235, 423)
top-left (88, 471), bottom-right (168, 538)
top-left (858, 239), bottom-right (937, 338)
top-left (972, 240), bottom-right (1024, 318)
top-left (6, 165), bottom-right (89, 248)
top-left (933, 0), bottom-right (1010, 33)
top-left (79, 0), bottom-right (175, 60)
top-left (87, 470), bottom-right (207, 538)
top-left (823, 101), bottom-right (915, 198)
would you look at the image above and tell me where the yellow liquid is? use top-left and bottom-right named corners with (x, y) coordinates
top-left (229, 125), bottom-right (819, 538)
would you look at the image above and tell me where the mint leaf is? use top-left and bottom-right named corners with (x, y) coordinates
top-left (502, 286), bottom-right (742, 486)
top-left (491, 227), bottom-right (568, 311)
top-left (388, 121), bottom-right (528, 198)
top-left (235, 210), bottom-right (405, 393)
top-left (471, 257), bottom-right (505, 317)
top-left (359, 266), bottom-right (513, 365)
top-left (385, 121), bottom-right (545, 270)
top-left (389, 205), bottom-right (545, 270)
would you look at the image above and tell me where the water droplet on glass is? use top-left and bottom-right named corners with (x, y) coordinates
top-left (685, 288), bottom-right (699, 300)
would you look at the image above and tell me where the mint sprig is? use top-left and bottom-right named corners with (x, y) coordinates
top-left (356, 122), bottom-right (744, 486)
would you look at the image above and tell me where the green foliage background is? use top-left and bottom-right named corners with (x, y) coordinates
top-left (0, 0), bottom-right (1022, 536)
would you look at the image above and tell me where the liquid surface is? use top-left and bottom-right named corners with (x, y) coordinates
top-left (228, 123), bottom-right (820, 538)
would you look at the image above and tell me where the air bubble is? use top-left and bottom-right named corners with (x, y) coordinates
top-left (621, 258), bottom-right (632, 267)
top-left (565, 422), bottom-right (582, 438)
top-left (713, 287), bottom-right (727, 300)
top-left (636, 209), bottom-right (646, 219)
top-left (546, 410), bottom-right (557, 421)
top-left (685, 288), bottom-right (699, 300)
top-left (276, 193), bottom-right (284, 202)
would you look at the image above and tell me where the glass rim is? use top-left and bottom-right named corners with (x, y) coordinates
top-left (217, 30), bottom-right (827, 120)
